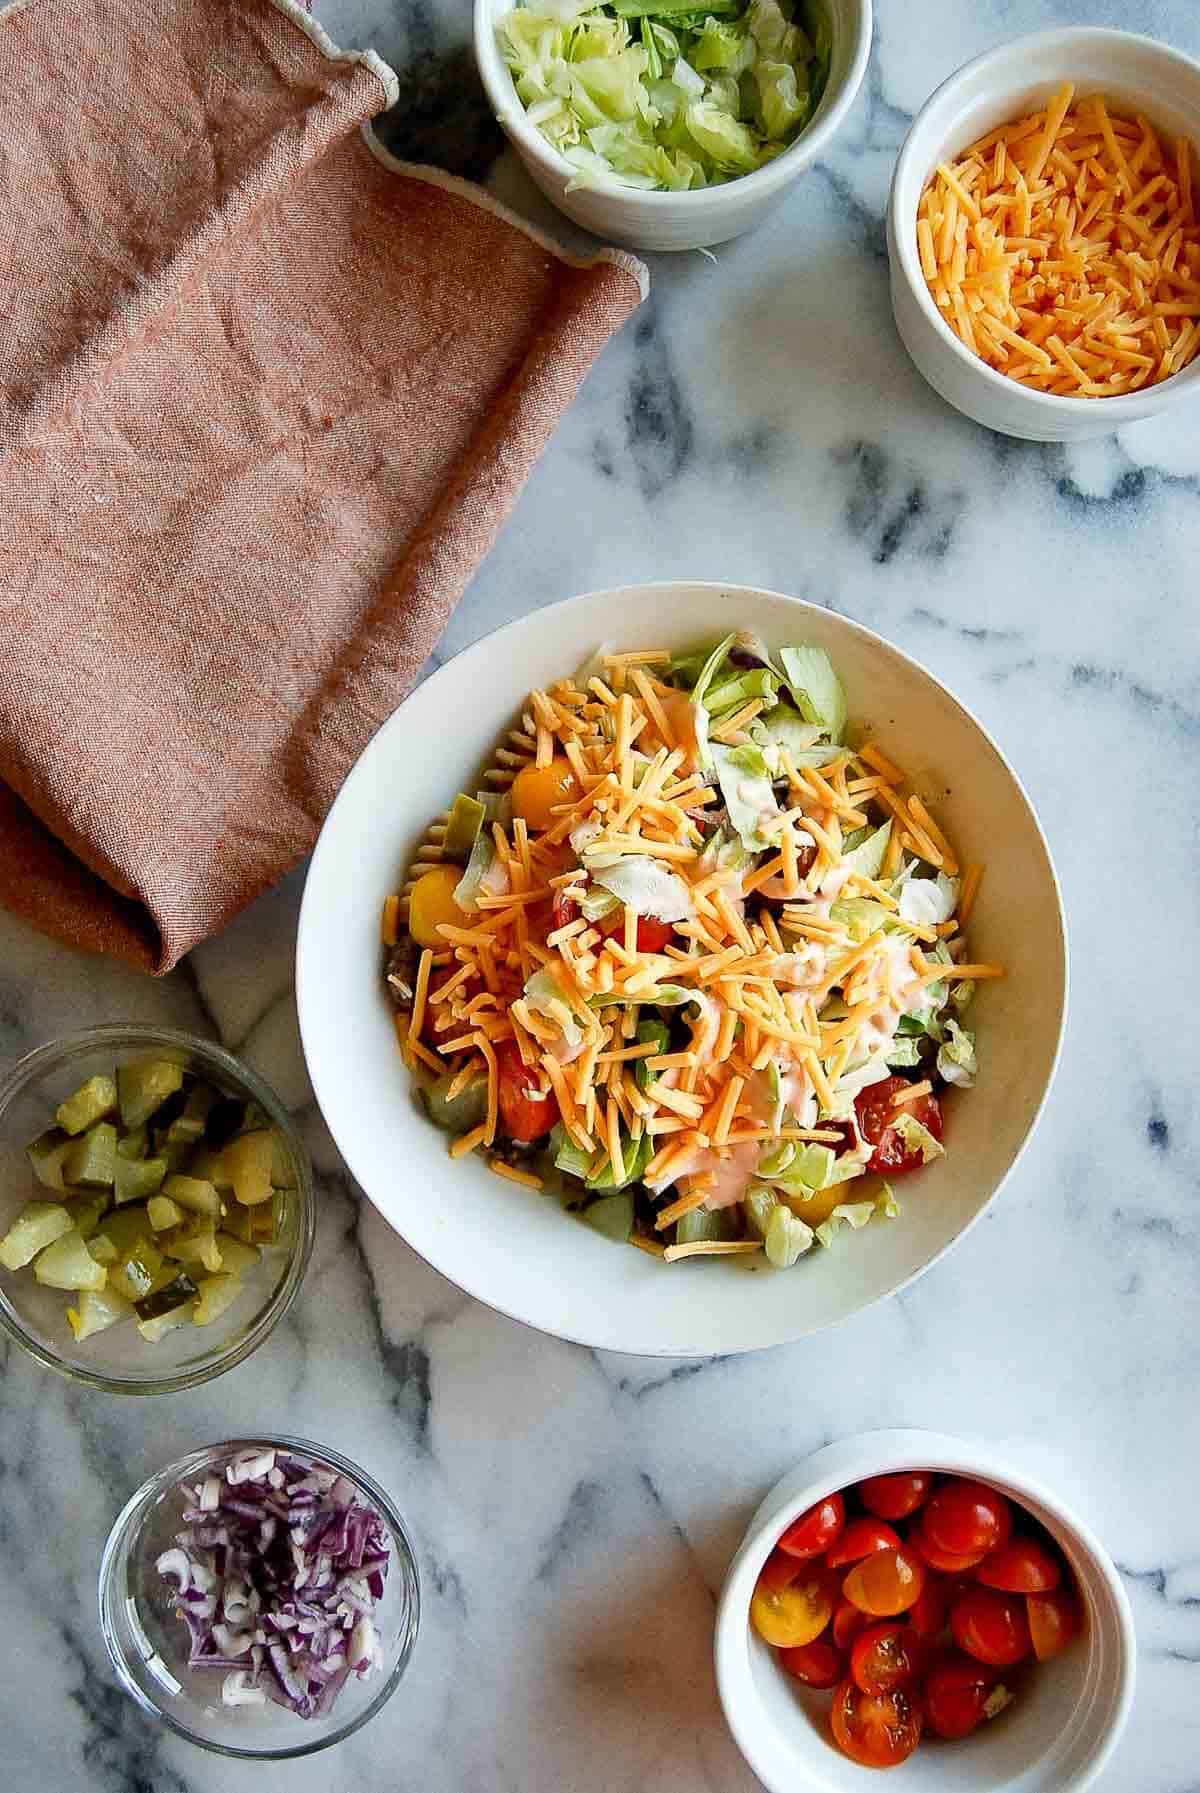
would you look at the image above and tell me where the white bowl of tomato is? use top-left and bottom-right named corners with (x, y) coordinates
top-left (715, 1428), bottom-right (1134, 1789)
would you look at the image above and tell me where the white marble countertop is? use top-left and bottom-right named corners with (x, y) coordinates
top-left (4, 1), bottom-right (1199, 1787)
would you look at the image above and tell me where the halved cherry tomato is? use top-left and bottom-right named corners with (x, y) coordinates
top-left (977, 1537), bottom-right (1063, 1595)
top-left (907, 1575), bottom-right (951, 1640)
top-left (511, 758), bottom-right (581, 832)
top-left (833, 1599), bottom-right (869, 1653)
top-left (778, 1491), bottom-right (845, 1560)
top-left (551, 890), bottom-right (580, 933)
top-left (826, 1517), bottom-right (902, 1568)
top-left (779, 1636), bottom-right (845, 1689)
top-left (843, 1546), bottom-right (927, 1618)
top-left (951, 1587), bottom-right (1033, 1667)
top-left (911, 1515), bottom-right (987, 1574)
top-left (922, 1479), bottom-right (1013, 1559)
top-left (1027, 1586), bottom-right (1081, 1660)
top-left (859, 1471), bottom-right (933, 1521)
top-left (634, 916), bottom-right (676, 953)
top-left (830, 1678), bottom-right (923, 1768)
top-left (850, 1623), bottom-right (925, 1696)
top-left (757, 1549), bottom-right (802, 1594)
top-left (925, 1652), bottom-right (1001, 1740)
top-left (751, 1562), bottom-right (835, 1648)
top-left (854, 1075), bottom-right (944, 1175)
top-left (495, 1039), bottom-right (557, 1143)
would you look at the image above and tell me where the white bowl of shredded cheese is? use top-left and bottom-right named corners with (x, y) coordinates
top-left (297, 583), bottom-right (1066, 1357)
top-left (888, 27), bottom-right (1200, 441)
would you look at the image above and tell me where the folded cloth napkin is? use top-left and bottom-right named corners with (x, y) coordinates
top-left (0, 0), bottom-right (645, 972)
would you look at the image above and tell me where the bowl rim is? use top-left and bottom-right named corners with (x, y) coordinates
top-left (0, 1024), bottom-right (315, 1395)
top-left (888, 24), bottom-right (1200, 418)
top-left (297, 579), bottom-right (1070, 1357)
top-left (472, 0), bottom-right (873, 211)
top-left (714, 1427), bottom-right (1136, 1793)
top-left (98, 1432), bottom-right (420, 1760)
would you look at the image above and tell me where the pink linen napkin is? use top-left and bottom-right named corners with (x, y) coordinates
top-left (0, 0), bottom-right (645, 971)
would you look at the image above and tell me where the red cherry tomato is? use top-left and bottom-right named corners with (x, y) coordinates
top-left (830, 1678), bottom-right (923, 1768)
top-left (495, 1039), bottom-right (557, 1143)
top-left (859, 1471), bottom-right (934, 1521)
top-left (551, 890), bottom-right (580, 933)
top-left (854, 1076), bottom-right (944, 1175)
top-left (778, 1492), bottom-right (846, 1560)
top-left (833, 1599), bottom-right (869, 1653)
top-left (977, 1538), bottom-right (1063, 1594)
top-left (634, 916), bottom-right (675, 953)
top-left (911, 1515), bottom-right (987, 1574)
top-left (826, 1517), bottom-right (902, 1568)
top-left (923, 1479), bottom-right (1013, 1559)
top-left (951, 1587), bottom-right (1033, 1667)
top-left (850, 1623), bottom-right (925, 1696)
top-left (779, 1636), bottom-right (845, 1690)
top-left (843, 1546), bottom-right (927, 1618)
top-left (1027, 1586), bottom-right (1081, 1660)
top-left (757, 1549), bottom-right (802, 1594)
top-left (908, 1575), bottom-right (951, 1640)
top-left (925, 1652), bottom-right (1001, 1740)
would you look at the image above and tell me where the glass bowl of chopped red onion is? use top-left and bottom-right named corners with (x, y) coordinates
top-left (98, 1437), bottom-right (420, 1757)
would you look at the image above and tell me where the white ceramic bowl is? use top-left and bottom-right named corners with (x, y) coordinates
top-left (296, 582), bottom-right (1067, 1358)
top-left (473, 0), bottom-right (871, 251)
top-left (715, 1429), bottom-right (1135, 1793)
top-left (888, 28), bottom-right (1200, 441)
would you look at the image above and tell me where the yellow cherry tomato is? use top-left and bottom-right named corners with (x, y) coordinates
top-left (781, 1185), bottom-right (847, 1228)
top-left (510, 758), bottom-right (581, 833)
top-left (408, 865), bottom-right (468, 948)
top-left (750, 1559), bottom-right (835, 1649)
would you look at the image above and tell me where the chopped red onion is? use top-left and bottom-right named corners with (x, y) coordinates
top-left (155, 1448), bottom-right (389, 1719)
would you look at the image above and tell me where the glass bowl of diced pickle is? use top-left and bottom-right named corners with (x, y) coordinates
top-left (0, 1026), bottom-right (314, 1393)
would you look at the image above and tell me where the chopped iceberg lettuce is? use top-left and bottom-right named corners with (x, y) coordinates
top-left (711, 742), bottom-right (779, 851)
top-left (523, 969), bottom-right (584, 1048)
top-left (688, 631), bottom-right (736, 767)
top-left (592, 855), bottom-right (692, 921)
top-left (892, 1111), bottom-right (945, 1164)
top-left (765, 1204), bottom-right (814, 1267)
top-left (936, 1018), bottom-right (977, 1089)
top-left (840, 820), bottom-right (892, 881)
top-left (778, 644), bottom-right (847, 740)
top-left (899, 872), bottom-right (960, 925)
top-left (815, 1199), bottom-right (876, 1249)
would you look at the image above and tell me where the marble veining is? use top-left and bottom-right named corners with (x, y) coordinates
top-left (3, 0), bottom-right (1199, 1788)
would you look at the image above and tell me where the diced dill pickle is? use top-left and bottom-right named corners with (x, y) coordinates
top-left (674, 1206), bottom-right (735, 1246)
top-left (161, 1174), bottom-right (223, 1217)
top-left (635, 1019), bottom-right (670, 1090)
top-left (185, 1146), bottom-right (230, 1188)
top-left (55, 1075), bottom-right (118, 1137)
top-left (26, 1129), bottom-right (74, 1191)
top-left (0, 1201), bottom-right (73, 1270)
top-left (137, 1305), bottom-right (193, 1343)
top-left (581, 1192), bottom-right (634, 1241)
top-left (744, 1183), bottom-right (778, 1241)
top-left (192, 1273), bottom-right (242, 1326)
top-left (419, 1073), bottom-right (489, 1137)
top-left (213, 1233), bottom-right (260, 1275)
top-left (117, 1058), bottom-right (184, 1129)
top-left (116, 1124), bottom-right (148, 1160)
top-left (108, 1238), bottom-right (166, 1304)
top-left (67, 1285), bottom-right (134, 1340)
top-left (147, 1195), bottom-right (185, 1232)
top-left (220, 1132), bottom-right (274, 1206)
top-left (64, 1193), bottom-right (112, 1240)
top-left (87, 1233), bottom-right (118, 1266)
top-left (33, 1229), bottom-right (108, 1291)
top-left (135, 1271), bottom-right (198, 1321)
top-left (97, 1204), bottom-right (153, 1255)
top-left (163, 1219), bottom-right (222, 1273)
top-left (222, 1197), bottom-right (278, 1246)
top-left (113, 1155), bottom-right (167, 1205)
top-left (442, 792), bottom-right (486, 861)
top-left (64, 1121), bottom-right (118, 1188)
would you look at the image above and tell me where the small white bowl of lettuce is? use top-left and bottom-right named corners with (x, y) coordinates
top-left (474, 0), bottom-right (871, 250)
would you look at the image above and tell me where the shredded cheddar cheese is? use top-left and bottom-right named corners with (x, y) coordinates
top-left (918, 85), bottom-right (1200, 394)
